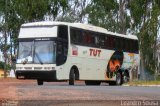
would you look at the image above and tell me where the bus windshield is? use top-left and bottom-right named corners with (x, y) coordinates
top-left (17, 40), bottom-right (56, 64)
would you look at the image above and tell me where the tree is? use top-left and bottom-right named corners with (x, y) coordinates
top-left (86, 0), bottom-right (119, 32)
top-left (87, 0), bottom-right (160, 80)
top-left (57, 0), bottom-right (89, 23)
top-left (0, 0), bottom-right (68, 78)
top-left (128, 0), bottom-right (160, 80)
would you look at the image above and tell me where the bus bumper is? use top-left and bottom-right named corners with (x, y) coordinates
top-left (15, 70), bottom-right (57, 81)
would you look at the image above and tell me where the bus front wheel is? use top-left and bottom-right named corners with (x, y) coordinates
top-left (37, 80), bottom-right (43, 85)
top-left (69, 69), bottom-right (75, 85)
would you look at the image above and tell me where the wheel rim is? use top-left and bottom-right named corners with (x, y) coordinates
top-left (116, 73), bottom-right (121, 85)
top-left (123, 76), bottom-right (127, 83)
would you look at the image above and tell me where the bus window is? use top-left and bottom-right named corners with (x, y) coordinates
top-left (122, 39), bottom-right (125, 52)
top-left (128, 40), bottom-right (132, 53)
top-left (56, 42), bottom-right (68, 66)
top-left (57, 42), bottom-right (63, 66)
top-left (110, 36), bottom-right (115, 50)
top-left (104, 36), bottom-right (108, 49)
top-left (135, 40), bottom-right (139, 53)
top-left (70, 29), bottom-right (76, 43)
top-left (99, 34), bottom-right (105, 48)
top-left (120, 38), bottom-right (124, 51)
top-left (94, 35), bottom-right (100, 47)
top-left (87, 32), bottom-right (95, 46)
top-left (70, 28), bottom-right (82, 44)
top-left (115, 37), bottom-right (120, 51)
top-left (58, 25), bottom-right (68, 41)
top-left (82, 31), bottom-right (90, 45)
top-left (125, 39), bottom-right (129, 52)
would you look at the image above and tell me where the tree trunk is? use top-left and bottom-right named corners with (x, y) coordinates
top-left (4, 0), bottom-right (8, 78)
top-left (119, 0), bottom-right (126, 34)
top-left (140, 51), bottom-right (145, 80)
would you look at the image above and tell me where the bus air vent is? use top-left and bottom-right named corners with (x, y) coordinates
top-left (34, 67), bottom-right (42, 70)
top-left (24, 67), bottom-right (32, 70)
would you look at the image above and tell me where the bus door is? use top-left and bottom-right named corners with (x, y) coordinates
top-left (56, 41), bottom-right (68, 79)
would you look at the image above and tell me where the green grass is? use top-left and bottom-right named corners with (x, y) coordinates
top-left (125, 80), bottom-right (160, 86)
top-left (156, 76), bottom-right (160, 81)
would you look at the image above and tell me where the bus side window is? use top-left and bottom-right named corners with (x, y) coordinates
top-left (82, 31), bottom-right (87, 44)
top-left (94, 35), bottom-right (100, 47)
top-left (75, 29), bottom-right (82, 44)
top-left (123, 39), bottom-right (126, 52)
top-left (100, 35), bottom-right (105, 48)
top-left (110, 36), bottom-right (115, 50)
top-left (115, 38), bottom-right (120, 51)
top-left (135, 40), bottom-right (139, 53)
top-left (104, 36), bottom-right (108, 49)
top-left (70, 28), bottom-right (76, 43)
top-left (58, 25), bottom-right (68, 41)
top-left (125, 39), bottom-right (129, 52)
top-left (120, 38), bottom-right (123, 51)
top-left (57, 42), bottom-right (63, 66)
top-left (70, 28), bottom-right (82, 44)
top-left (56, 42), bottom-right (67, 66)
top-left (130, 40), bottom-right (134, 53)
top-left (87, 32), bottom-right (95, 46)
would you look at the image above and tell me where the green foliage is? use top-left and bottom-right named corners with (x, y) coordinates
top-left (13, 0), bottom-right (48, 22)
top-left (0, 61), bottom-right (11, 70)
top-left (0, 44), bottom-right (10, 52)
top-left (0, 0), bottom-right (159, 78)
top-left (0, 0), bottom-right (68, 65)
top-left (87, 0), bottom-right (119, 32)
top-left (156, 76), bottom-right (160, 81)
top-left (0, 0), bottom-right (5, 15)
top-left (128, 0), bottom-right (148, 29)
top-left (127, 0), bottom-right (160, 74)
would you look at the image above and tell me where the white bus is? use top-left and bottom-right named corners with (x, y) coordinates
top-left (16, 21), bottom-right (139, 85)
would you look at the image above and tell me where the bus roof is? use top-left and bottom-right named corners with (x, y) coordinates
top-left (21, 21), bottom-right (138, 40)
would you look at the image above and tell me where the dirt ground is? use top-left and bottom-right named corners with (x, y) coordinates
top-left (1, 78), bottom-right (159, 106)
top-left (0, 78), bottom-right (121, 106)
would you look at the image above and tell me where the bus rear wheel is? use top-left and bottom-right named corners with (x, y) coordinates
top-left (37, 80), bottom-right (43, 85)
top-left (109, 72), bottom-right (122, 86)
top-left (69, 69), bottom-right (75, 85)
top-left (123, 71), bottom-right (129, 83)
top-left (116, 72), bottom-right (122, 85)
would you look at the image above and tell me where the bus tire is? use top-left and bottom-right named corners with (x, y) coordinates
top-left (85, 81), bottom-right (101, 86)
top-left (69, 69), bottom-right (75, 85)
top-left (37, 80), bottom-right (43, 85)
top-left (116, 72), bottom-right (122, 85)
top-left (109, 72), bottom-right (122, 86)
top-left (123, 71), bottom-right (129, 83)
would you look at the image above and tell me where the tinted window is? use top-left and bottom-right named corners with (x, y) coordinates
top-left (58, 25), bottom-right (68, 41)
top-left (99, 34), bottom-right (105, 47)
top-left (110, 36), bottom-right (115, 49)
top-left (70, 27), bottom-right (138, 53)
top-left (70, 28), bottom-right (82, 44)
top-left (116, 37), bottom-right (121, 51)
top-left (94, 35), bottom-right (100, 46)
top-left (56, 42), bottom-right (68, 66)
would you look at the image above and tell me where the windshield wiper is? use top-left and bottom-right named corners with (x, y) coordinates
top-left (35, 53), bottom-right (43, 65)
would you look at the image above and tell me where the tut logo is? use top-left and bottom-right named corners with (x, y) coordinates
top-left (89, 49), bottom-right (101, 57)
